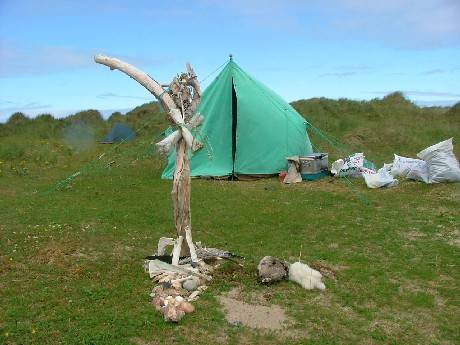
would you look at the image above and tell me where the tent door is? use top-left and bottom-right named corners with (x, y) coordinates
top-left (231, 78), bottom-right (238, 178)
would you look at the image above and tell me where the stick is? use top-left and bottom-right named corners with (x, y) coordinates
top-left (147, 260), bottom-right (211, 281)
top-left (94, 54), bottom-right (177, 112)
top-left (184, 226), bottom-right (198, 263)
top-left (172, 236), bottom-right (183, 266)
top-left (156, 130), bottom-right (182, 156)
top-left (157, 237), bottom-right (175, 256)
top-left (187, 63), bottom-right (201, 114)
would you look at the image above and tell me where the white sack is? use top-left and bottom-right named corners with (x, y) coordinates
top-left (390, 154), bottom-right (427, 178)
top-left (406, 164), bottom-right (430, 183)
top-left (382, 163), bottom-right (393, 172)
top-left (417, 138), bottom-right (460, 183)
top-left (363, 168), bottom-right (399, 188)
top-left (330, 158), bottom-right (345, 176)
top-left (331, 153), bottom-right (376, 178)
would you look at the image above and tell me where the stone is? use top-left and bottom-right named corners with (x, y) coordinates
top-left (182, 278), bottom-right (199, 291)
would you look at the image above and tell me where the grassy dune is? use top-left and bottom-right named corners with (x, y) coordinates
top-left (1, 94), bottom-right (459, 345)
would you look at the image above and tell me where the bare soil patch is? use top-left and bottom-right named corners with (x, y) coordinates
top-left (403, 230), bottom-right (427, 241)
top-left (218, 288), bottom-right (293, 331)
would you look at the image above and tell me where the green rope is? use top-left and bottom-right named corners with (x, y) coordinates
top-left (199, 61), bottom-right (228, 84)
top-left (308, 125), bottom-right (350, 155)
top-left (46, 60), bottom-right (233, 193)
top-left (156, 88), bottom-right (170, 113)
top-left (45, 118), bottom-right (166, 194)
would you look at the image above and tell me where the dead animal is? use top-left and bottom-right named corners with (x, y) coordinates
top-left (289, 262), bottom-right (326, 291)
top-left (257, 256), bottom-right (289, 283)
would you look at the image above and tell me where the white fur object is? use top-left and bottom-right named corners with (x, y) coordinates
top-left (289, 262), bottom-right (326, 291)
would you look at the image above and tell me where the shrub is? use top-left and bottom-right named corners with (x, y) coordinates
top-left (108, 111), bottom-right (125, 123)
top-left (66, 110), bottom-right (104, 126)
top-left (7, 112), bottom-right (30, 125)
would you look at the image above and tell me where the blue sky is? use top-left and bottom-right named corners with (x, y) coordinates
top-left (0, 0), bottom-right (459, 121)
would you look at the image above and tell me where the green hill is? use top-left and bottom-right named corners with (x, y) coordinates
top-left (292, 92), bottom-right (459, 163)
top-left (1, 94), bottom-right (458, 175)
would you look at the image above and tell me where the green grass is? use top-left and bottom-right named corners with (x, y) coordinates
top-left (1, 95), bottom-right (459, 344)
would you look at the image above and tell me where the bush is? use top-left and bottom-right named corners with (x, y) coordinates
top-left (7, 112), bottom-right (30, 125)
top-left (446, 101), bottom-right (460, 116)
top-left (66, 110), bottom-right (104, 126)
top-left (34, 113), bottom-right (55, 122)
top-left (108, 111), bottom-right (125, 123)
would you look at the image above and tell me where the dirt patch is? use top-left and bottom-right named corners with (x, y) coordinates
top-left (310, 261), bottom-right (344, 280)
top-left (36, 246), bottom-right (69, 266)
top-left (113, 243), bottom-right (134, 259)
top-left (370, 319), bottom-right (401, 336)
top-left (447, 230), bottom-right (460, 248)
top-left (435, 228), bottom-right (460, 248)
top-left (378, 307), bottom-right (441, 342)
top-left (0, 187), bottom-right (17, 197)
top-left (403, 230), bottom-right (427, 241)
top-left (71, 248), bottom-right (100, 261)
top-left (218, 288), bottom-right (293, 331)
top-left (130, 337), bottom-right (160, 345)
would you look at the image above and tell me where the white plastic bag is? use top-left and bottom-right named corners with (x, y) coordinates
top-left (406, 164), bottom-right (430, 183)
top-left (417, 138), bottom-right (460, 183)
top-left (390, 154), bottom-right (427, 178)
top-left (330, 153), bottom-right (376, 178)
top-left (382, 163), bottom-right (393, 172)
top-left (363, 168), bottom-right (399, 188)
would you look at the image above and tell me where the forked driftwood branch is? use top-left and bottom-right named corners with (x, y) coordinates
top-left (95, 54), bottom-right (203, 259)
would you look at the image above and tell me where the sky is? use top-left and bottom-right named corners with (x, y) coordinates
top-left (0, 0), bottom-right (459, 122)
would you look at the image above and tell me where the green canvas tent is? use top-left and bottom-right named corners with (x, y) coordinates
top-left (101, 122), bottom-right (135, 143)
top-left (162, 58), bottom-right (313, 179)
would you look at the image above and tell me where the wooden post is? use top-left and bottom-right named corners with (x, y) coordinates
top-left (95, 55), bottom-right (201, 258)
top-left (172, 139), bottom-right (191, 256)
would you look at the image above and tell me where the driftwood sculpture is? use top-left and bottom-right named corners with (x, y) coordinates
top-left (94, 54), bottom-right (202, 260)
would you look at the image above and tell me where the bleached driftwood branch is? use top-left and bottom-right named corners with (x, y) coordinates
top-left (187, 63), bottom-right (201, 115)
top-left (172, 236), bottom-right (184, 266)
top-left (185, 226), bottom-right (198, 263)
top-left (95, 55), bottom-right (202, 259)
top-left (155, 113), bottom-right (204, 156)
top-left (94, 54), bottom-right (177, 112)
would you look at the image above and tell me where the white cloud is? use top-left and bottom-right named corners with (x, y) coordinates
top-left (318, 71), bottom-right (358, 78)
top-left (370, 90), bottom-right (460, 98)
top-left (329, 0), bottom-right (460, 48)
top-left (199, 0), bottom-right (460, 48)
top-left (0, 39), bottom-right (173, 78)
top-left (97, 92), bottom-right (152, 101)
top-left (0, 101), bottom-right (52, 121)
top-left (0, 41), bottom-right (90, 77)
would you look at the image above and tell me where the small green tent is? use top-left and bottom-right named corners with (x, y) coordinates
top-left (101, 122), bottom-right (135, 143)
top-left (162, 58), bottom-right (313, 179)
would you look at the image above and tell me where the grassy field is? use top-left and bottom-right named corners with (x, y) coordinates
top-left (1, 95), bottom-right (459, 344)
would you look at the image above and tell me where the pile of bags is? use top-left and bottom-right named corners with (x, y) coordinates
top-left (331, 138), bottom-right (460, 188)
top-left (330, 152), bottom-right (398, 188)
top-left (389, 138), bottom-right (460, 184)
top-left (330, 152), bottom-right (376, 178)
